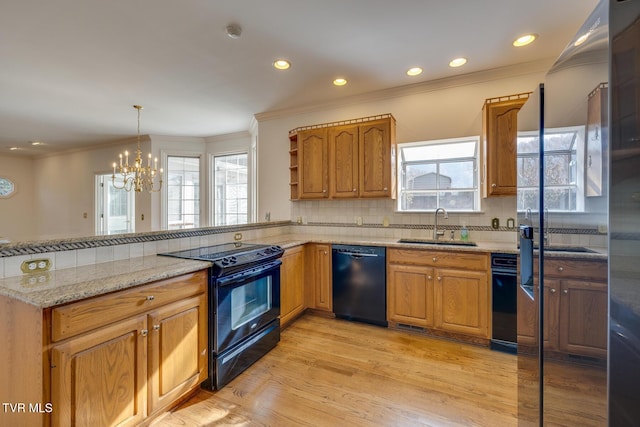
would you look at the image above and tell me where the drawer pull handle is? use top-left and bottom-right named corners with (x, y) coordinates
top-left (153, 324), bottom-right (161, 331)
top-left (146, 295), bottom-right (155, 301)
top-left (432, 257), bottom-right (437, 262)
top-left (140, 329), bottom-right (149, 337)
top-left (558, 267), bottom-right (564, 272)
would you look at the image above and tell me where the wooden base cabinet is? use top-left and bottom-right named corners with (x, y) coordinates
top-left (387, 263), bottom-right (434, 328)
top-left (516, 258), bottom-right (608, 359)
top-left (51, 315), bottom-right (148, 427)
top-left (48, 271), bottom-right (208, 426)
top-left (305, 243), bottom-right (332, 312)
top-left (280, 245), bottom-right (306, 327)
top-left (434, 268), bottom-right (489, 338)
top-left (387, 249), bottom-right (490, 340)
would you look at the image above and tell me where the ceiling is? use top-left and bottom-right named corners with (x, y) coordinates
top-left (0, 0), bottom-right (599, 156)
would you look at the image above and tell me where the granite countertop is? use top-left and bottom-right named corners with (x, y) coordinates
top-left (248, 234), bottom-right (608, 260)
top-left (0, 233), bottom-right (606, 309)
top-left (0, 255), bottom-right (211, 308)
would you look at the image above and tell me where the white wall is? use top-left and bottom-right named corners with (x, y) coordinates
top-left (256, 63), bottom-right (550, 221)
top-left (0, 155), bottom-right (35, 242)
top-left (31, 137), bottom-right (154, 239)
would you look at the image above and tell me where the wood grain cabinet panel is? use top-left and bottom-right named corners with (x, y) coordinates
top-left (517, 258), bottom-right (607, 359)
top-left (280, 246), bottom-right (306, 327)
top-left (387, 263), bottom-right (435, 328)
top-left (50, 315), bottom-right (148, 427)
top-left (329, 125), bottom-right (359, 198)
top-left (305, 243), bottom-right (332, 312)
top-left (434, 268), bottom-right (488, 338)
top-left (359, 119), bottom-right (394, 198)
top-left (481, 93), bottom-right (529, 197)
top-left (49, 270), bottom-right (208, 426)
top-left (387, 248), bottom-right (490, 340)
top-left (290, 115), bottom-right (396, 200)
top-left (148, 294), bottom-right (208, 415)
top-left (298, 128), bottom-right (329, 199)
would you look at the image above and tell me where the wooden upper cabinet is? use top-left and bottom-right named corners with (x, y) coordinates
top-left (299, 128), bottom-right (329, 199)
top-left (291, 114), bottom-right (396, 200)
top-left (482, 93), bottom-right (529, 197)
top-left (329, 125), bottom-right (359, 198)
top-left (360, 119), bottom-right (394, 198)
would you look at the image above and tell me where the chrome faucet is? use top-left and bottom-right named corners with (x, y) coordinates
top-left (433, 207), bottom-right (448, 240)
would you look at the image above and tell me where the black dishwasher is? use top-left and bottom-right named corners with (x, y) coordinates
top-left (332, 245), bottom-right (387, 327)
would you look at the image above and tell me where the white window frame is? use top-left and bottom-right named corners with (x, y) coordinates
top-left (211, 151), bottom-right (250, 226)
top-left (516, 126), bottom-right (585, 213)
top-left (396, 136), bottom-right (481, 212)
top-left (161, 151), bottom-right (204, 230)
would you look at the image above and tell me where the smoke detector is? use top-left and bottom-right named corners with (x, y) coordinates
top-left (226, 24), bottom-right (242, 39)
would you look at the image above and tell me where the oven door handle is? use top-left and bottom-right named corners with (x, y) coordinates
top-left (215, 260), bottom-right (282, 287)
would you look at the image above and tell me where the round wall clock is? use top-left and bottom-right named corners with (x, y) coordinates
top-left (0, 176), bottom-right (16, 198)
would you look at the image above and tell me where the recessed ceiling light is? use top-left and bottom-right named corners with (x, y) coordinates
top-left (30, 140), bottom-right (44, 146)
top-left (273, 59), bottom-right (291, 70)
top-left (574, 33), bottom-right (589, 47)
top-left (513, 34), bottom-right (537, 47)
top-left (406, 67), bottom-right (423, 76)
top-left (449, 57), bottom-right (467, 68)
top-left (333, 78), bottom-right (347, 86)
top-left (9, 147), bottom-right (19, 151)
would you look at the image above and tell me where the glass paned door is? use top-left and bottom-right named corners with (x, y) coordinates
top-left (167, 156), bottom-right (200, 230)
top-left (96, 174), bottom-right (135, 235)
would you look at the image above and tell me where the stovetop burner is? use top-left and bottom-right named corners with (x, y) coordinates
top-left (159, 242), bottom-right (284, 276)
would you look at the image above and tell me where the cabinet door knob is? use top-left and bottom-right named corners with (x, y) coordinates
top-left (146, 295), bottom-right (155, 301)
top-left (153, 324), bottom-right (161, 331)
top-left (491, 183), bottom-right (497, 188)
top-left (353, 188), bottom-right (357, 192)
top-left (201, 349), bottom-right (207, 356)
top-left (563, 289), bottom-right (568, 294)
top-left (384, 187), bottom-right (388, 191)
top-left (437, 276), bottom-right (442, 281)
top-left (432, 257), bottom-right (437, 262)
top-left (140, 329), bottom-right (149, 337)
top-left (428, 275), bottom-right (432, 280)
top-left (550, 288), bottom-right (557, 293)
top-left (323, 189), bottom-right (327, 193)
top-left (558, 267), bottom-right (564, 272)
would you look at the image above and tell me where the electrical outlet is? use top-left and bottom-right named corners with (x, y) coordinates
top-left (234, 233), bottom-right (243, 241)
top-left (355, 216), bottom-right (363, 226)
top-left (21, 258), bottom-right (51, 274)
top-left (383, 216), bottom-right (390, 227)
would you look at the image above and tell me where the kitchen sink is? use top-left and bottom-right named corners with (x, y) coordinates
top-left (397, 238), bottom-right (478, 247)
top-left (534, 245), bottom-right (596, 253)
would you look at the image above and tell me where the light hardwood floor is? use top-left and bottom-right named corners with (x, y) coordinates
top-left (152, 314), bottom-right (518, 427)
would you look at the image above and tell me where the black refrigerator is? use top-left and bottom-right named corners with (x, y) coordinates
top-left (516, 0), bottom-right (610, 424)
top-left (609, 0), bottom-right (640, 425)
top-left (517, 0), bottom-right (640, 425)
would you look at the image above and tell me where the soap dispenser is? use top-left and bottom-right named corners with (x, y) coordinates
top-left (460, 222), bottom-right (469, 241)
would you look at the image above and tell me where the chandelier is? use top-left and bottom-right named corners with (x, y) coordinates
top-left (111, 105), bottom-right (163, 193)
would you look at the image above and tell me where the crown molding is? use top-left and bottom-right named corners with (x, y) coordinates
top-left (255, 58), bottom-right (555, 122)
